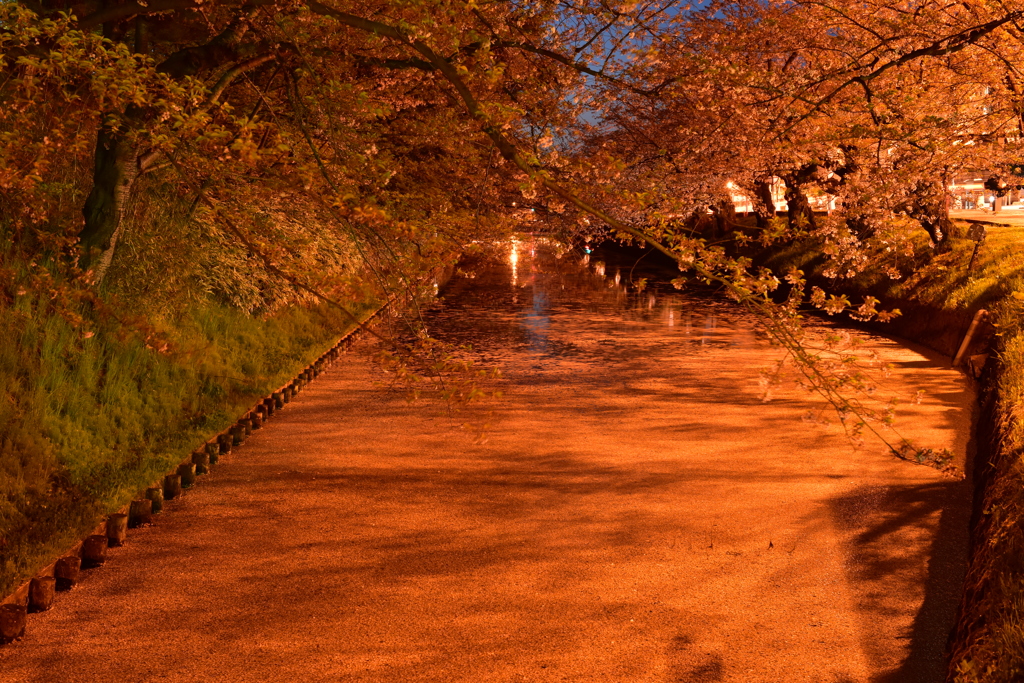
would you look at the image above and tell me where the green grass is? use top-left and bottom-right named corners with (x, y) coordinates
top-left (0, 287), bottom-right (373, 597)
top-left (951, 289), bottom-right (1024, 683)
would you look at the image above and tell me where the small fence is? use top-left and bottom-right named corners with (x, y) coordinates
top-left (0, 301), bottom-right (392, 644)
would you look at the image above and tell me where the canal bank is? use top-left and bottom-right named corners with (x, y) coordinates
top-left (0, 240), bottom-right (974, 682)
top-left (750, 228), bottom-right (1024, 682)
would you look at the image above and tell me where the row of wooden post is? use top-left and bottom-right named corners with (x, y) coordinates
top-left (0, 314), bottom-right (373, 645)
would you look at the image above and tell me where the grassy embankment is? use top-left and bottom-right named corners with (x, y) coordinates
top-left (756, 219), bottom-right (1024, 682)
top-left (0, 284), bottom-right (373, 599)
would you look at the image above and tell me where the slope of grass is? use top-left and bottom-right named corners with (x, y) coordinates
top-left (0, 289), bottom-right (372, 598)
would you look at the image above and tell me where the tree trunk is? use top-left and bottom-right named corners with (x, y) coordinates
top-left (919, 213), bottom-right (953, 253)
top-left (784, 183), bottom-right (817, 232)
top-left (753, 178), bottom-right (776, 230)
top-left (907, 180), bottom-right (952, 254)
top-left (717, 198), bottom-right (736, 234)
top-left (79, 125), bottom-right (138, 284)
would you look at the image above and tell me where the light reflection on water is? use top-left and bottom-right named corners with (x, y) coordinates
top-left (509, 237), bottom-right (519, 288)
top-left (429, 240), bottom-right (763, 369)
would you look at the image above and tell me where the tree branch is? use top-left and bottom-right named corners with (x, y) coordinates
top-left (75, 0), bottom-right (273, 32)
top-left (207, 51), bottom-right (279, 105)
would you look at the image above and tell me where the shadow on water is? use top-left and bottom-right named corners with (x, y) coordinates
top-left (829, 479), bottom-right (972, 683)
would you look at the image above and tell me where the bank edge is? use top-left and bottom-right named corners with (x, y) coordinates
top-left (0, 300), bottom-right (392, 642)
top-left (757, 223), bottom-right (1024, 683)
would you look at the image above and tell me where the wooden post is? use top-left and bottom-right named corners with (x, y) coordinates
top-left (192, 450), bottom-right (210, 475)
top-left (82, 534), bottom-right (109, 567)
top-left (954, 309), bottom-right (989, 366)
top-left (129, 499), bottom-right (153, 527)
top-left (250, 411), bottom-right (263, 430)
top-left (281, 387), bottom-right (291, 404)
top-left (240, 417), bottom-right (252, 435)
top-left (262, 398), bottom-right (275, 417)
top-left (0, 604), bottom-right (26, 644)
top-left (177, 463), bottom-right (196, 489)
top-left (146, 486), bottom-right (164, 514)
top-left (272, 391), bottom-right (284, 409)
top-left (969, 353), bottom-right (990, 378)
top-left (230, 424), bottom-right (245, 446)
top-left (28, 577), bottom-right (55, 612)
top-left (164, 473), bottom-right (182, 500)
top-left (128, 499), bottom-right (152, 527)
top-left (55, 556), bottom-right (81, 591)
top-left (205, 441), bottom-right (220, 465)
top-left (106, 514), bottom-right (128, 546)
top-left (966, 223), bottom-right (986, 272)
top-left (218, 433), bottom-right (232, 455)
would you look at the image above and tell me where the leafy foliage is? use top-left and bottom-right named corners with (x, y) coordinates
top-left (6, 0), bottom-right (1024, 677)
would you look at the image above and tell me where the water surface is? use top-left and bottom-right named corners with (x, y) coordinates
top-left (0, 239), bottom-right (973, 683)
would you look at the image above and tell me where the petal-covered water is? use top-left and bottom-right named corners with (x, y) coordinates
top-left (0, 239), bottom-right (973, 683)
top-left (411, 238), bottom-right (974, 681)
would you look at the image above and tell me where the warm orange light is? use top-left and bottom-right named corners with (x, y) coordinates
top-left (509, 239), bottom-right (519, 286)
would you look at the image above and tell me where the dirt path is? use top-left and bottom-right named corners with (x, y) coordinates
top-left (0, 249), bottom-right (974, 682)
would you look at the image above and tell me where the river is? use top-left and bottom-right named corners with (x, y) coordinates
top-left (0, 239), bottom-right (973, 683)
top-left (418, 238), bottom-right (974, 682)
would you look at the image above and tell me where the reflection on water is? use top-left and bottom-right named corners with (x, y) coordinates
top-left (430, 240), bottom-right (761, 370)
top-left (509, 237), bottom-right (519, 288)
top-left (523, 283), bottom-right (550, 354)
